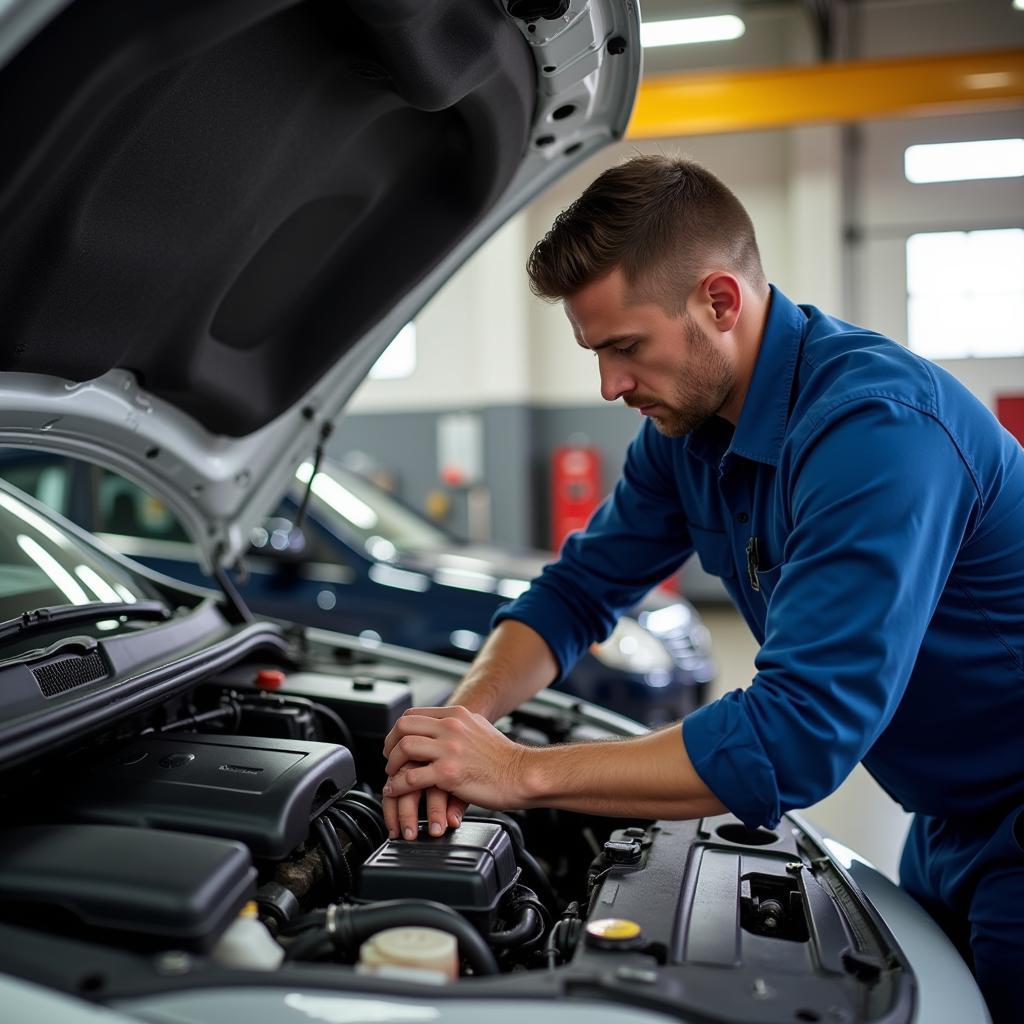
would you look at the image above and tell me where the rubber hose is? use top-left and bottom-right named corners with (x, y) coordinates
top-left (342, 791), bottom-right (389, 842)
top-left (335, 899), bottom-right (499, 976)
top-left (327, 806), bottom-right (374, 860)
top-left (313, 817), bottom-right (338, 891)
top-left (309, 701), bottom-right (356, 751)
top-left (337, 797), bottom-right (387, 849)
top-left (284, 928), bottom-right (334, 962)
top-left (487, 905), bottom-right (541, 947)
top-left (281, 909), bottom-right (327, 936)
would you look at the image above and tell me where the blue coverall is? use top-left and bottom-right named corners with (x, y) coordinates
top-left (497, 287), bottom-right (1024, 1022)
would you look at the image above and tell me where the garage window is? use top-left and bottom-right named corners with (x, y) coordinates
top-left (906, 228), bottom-right (1024, 359)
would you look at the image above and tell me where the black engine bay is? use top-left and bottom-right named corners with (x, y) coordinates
top-left (0, 630), bottom-right (914, 1023)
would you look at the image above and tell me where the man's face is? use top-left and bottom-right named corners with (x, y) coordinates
top-left (564, 267), bottom-right (735, 438)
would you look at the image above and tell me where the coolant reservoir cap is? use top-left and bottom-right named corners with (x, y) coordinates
top-left (359, 926), bottom-right (458, 981)
top-left (585, 917), bottom-right (643, 949)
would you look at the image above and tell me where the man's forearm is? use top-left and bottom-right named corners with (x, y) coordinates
top-left (446, 619), bottom-right (559, 721)
top-left (517, 725), bottom-right (727, 819)
top-left (383, 709), bottom-right (728, 822)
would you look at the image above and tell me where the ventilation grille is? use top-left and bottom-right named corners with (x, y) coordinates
top-left (33, 650), bottom-right (108, 697)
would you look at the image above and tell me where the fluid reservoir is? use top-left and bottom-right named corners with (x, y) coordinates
top-left (211, 902), bottom-right (285, 970)
top-left (359, 926), bottom-right (458, 982)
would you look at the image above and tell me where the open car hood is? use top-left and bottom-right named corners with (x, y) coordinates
top-left (0, 0), bottom-right (639, 569)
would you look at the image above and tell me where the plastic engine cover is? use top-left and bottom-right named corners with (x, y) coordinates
top-left (0, 824), bottom-right (255, 951)
top-left (356, 820), bottom-right (519, 929)
top-left (60, 733), bottom-right (356, 859)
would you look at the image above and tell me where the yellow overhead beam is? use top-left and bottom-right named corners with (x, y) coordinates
top-left (628, 49), bottom-right (1024, 138)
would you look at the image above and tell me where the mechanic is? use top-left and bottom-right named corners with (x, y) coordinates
top-left (380, 155), bottom-right (1024, 1022)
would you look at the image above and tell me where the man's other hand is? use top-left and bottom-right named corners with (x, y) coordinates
top-left (380, 766), bottom-right (466, 842)
top-left (382, 706), bottom-right (528, 824)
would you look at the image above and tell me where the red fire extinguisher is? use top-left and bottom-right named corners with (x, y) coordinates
top-left (551, 445), bottom-right (602, 551)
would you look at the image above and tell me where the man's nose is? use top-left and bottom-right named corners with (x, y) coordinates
top-left (599, 361), bottom-right (634, 403)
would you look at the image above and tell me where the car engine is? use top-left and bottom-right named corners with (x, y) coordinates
top-left (0, 634), bottom-right (916, 1023)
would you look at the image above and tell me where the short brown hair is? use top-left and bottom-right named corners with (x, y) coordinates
top-left (527, 154), bottom-right (767, 312)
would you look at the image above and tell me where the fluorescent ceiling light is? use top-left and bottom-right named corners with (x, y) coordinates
top-left (641, 15), bottom-right (745, 48)
top-left (904, 138), bottom-right (1024, 183)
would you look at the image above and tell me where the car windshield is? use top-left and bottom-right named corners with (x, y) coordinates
top-left (0, 482), bottom-right (159, 624)
top-left (294, 461), bottom-right (452, 558)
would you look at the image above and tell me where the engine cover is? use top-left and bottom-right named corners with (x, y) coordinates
top-left (356, 820), bottom-right (519, 929)
top-left (61, 733), bottom-right (355, 859)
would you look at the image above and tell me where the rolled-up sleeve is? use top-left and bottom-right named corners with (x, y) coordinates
top-left (494, 420), bottom-right (695, 680)
top-left (684, 398), bottom-right (980, 828)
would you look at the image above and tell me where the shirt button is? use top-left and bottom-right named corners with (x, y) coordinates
top-left (736, 512), bottom-right (749, 524)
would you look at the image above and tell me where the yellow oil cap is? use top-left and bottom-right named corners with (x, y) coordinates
top-left (585, 918), bottom-right (643, 947)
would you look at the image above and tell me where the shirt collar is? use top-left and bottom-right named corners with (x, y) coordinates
top-left (685, 285), bottom-right (806, 469)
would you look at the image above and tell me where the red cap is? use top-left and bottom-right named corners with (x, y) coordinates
top-left (255, 669), bottom-right (286, 690)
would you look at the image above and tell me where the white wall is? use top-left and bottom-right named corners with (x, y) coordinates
top-left (348, 215), bottom-right (532, 413)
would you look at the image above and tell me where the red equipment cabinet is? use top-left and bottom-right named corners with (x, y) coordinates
top-left (996, 394), bottom-right (1024, 447)
top-left (551, 444), bottom-right (602, 551)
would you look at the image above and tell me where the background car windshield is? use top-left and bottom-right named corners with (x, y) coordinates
top-left (297, 462), bottom-right (452, 557)
top-left (0, 483), bottom-right (156, 622)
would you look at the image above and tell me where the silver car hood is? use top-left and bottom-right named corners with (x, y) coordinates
top-left (0, 0), bottom-right (639, 570)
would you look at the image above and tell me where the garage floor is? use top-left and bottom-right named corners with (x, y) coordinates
top-left (696, 604), bottom-right (912, 881)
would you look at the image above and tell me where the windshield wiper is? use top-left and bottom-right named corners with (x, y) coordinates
top-left (0, 601), bottom-right (172, 644)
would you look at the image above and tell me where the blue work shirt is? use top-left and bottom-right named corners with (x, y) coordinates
top-left (496, 286), bottom-right (1024, 829)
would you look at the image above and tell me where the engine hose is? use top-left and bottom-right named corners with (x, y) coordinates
top-left (281, 909), bottom-right (327, 936)
top-left (321, 816), bottom-right (355, 892)
top-left (309, 700), bottom-right (355, 751)
top-left (510, 886), bottom-right (551, 945)
top-left (337, 796), bottom-right (388, 849)
top-left (313, 817), bottom-right (338, 891)
top-left (341, 791), bottom-right (389, 841)
top-left (487, 905), bottom-right (541, 947)
top-left (284, 927), bottom-right (335, 963)
top-left (327, 806), bottom-right (375, 860)
top-left (331, 900), bottom-right (499, 976)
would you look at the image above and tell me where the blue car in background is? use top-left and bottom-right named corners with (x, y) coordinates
top-left (0, 451), bottom-right (714, 726)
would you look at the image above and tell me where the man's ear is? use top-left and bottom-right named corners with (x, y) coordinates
top-left (700, 273), bottom-right (742, 332)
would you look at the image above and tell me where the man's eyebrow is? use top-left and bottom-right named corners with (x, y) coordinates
top-left (577, 334), bottom-right (642, 352)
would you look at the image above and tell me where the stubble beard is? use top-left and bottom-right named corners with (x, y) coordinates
top-left (648, 315), bottom-right (735, 438)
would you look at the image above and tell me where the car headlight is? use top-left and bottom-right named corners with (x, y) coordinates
top-left (639, 602), bottom-right (714, 663)
top-left (591, 617), bottom-right (674, 674)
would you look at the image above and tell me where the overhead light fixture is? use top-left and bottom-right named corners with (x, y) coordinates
top-left (640, 14), bottom-right (745, 48)
top-left (1014, 0), bottom-right (1023, 11)
top-left (904, 138), bottom-right (1024, 183)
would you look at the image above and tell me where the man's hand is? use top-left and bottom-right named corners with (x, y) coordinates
top-left (380, 766), bottom-right (467, 842)
top-left (382, 707), bottom-right (528, 826)
top-left (377, 621), bottom-right (559, 841)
